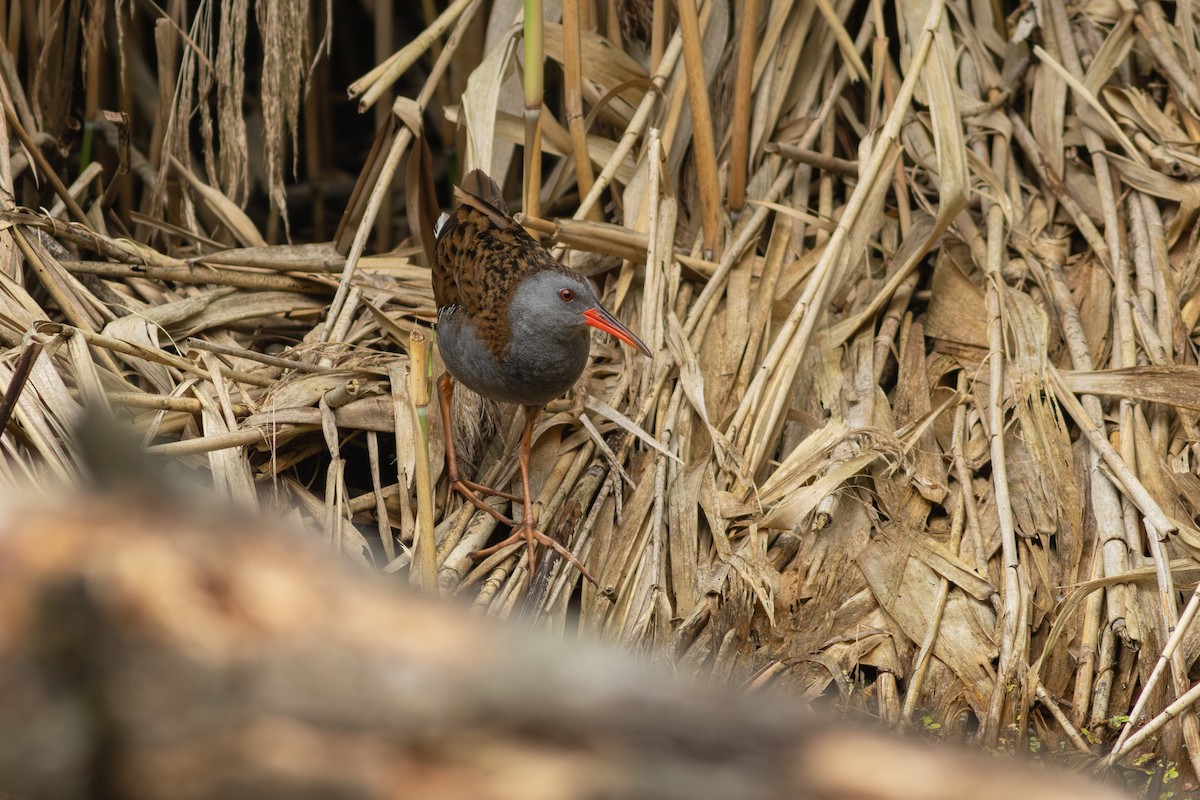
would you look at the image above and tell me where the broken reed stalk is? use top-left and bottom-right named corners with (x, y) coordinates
top-left (522, 0), bottom-right (544, 234)
top-left (409, 328), bottom-right (436, 591)
top-left (349, 0), bottom-right (476, 112)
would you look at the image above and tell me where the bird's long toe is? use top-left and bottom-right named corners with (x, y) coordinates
top-left (526, 525), bottom-right (596, 585)
top-left (457, 478), bottom-right (521, 502)
top-left (450, 480), bottom-right (518, 527)
top-left (468, 522), bottom-right (597, 587)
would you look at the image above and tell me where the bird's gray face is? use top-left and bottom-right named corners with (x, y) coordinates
top-left (509, 271), bottom-right (652, 355)
top-left (509, 271), bottom-right (597, 341)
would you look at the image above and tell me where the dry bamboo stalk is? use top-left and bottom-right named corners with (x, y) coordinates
top-left (1041, 591), bottom-right (1116, 732)
top-left (638, 127), bottom-right (665, 407)
top-left (47, 162), bottom-right (102, 220)
top-left (727, 0), bottom-right (758, 213)
top-left (60, 259), bottom-right (320, 293)
top-left (183, 338), bottom-right (323, 373)
top-left (650, 0), bottom-right (667, 73)
top-left (811, 0), bottom-right (867, 83)
top-left (66, 326), bottom-right (274, 389)
top-left (815, 110), bottom-right (834, 249)
top-left (0, 212), bottom-right (183, 267)
top-left (1047, 366), bottom-right (1176, 538)
top-left (562, 0), bottom-right (599, 222)
top-left (0, 335), bottom-right (44, 434)
top-left (604, 0), bottom-right (621, 47)
top-left (674, 0), bottom-right (721, 256)
top-left (1140, 192), bottom-right (1200, 453)
top-left (733, 203), bottom-right (789, 399)
top-left (1035, 684), bottom-right (1095, 755)
top-left (367, 431), bottom-right (395, 561)
top-left (81, 391), bottom-right (248, 415)
top-left (348, 0), bottom-right (477, 111)
top-left (147, 428), bottom-right (275, 456)
top-left (1073, 545), bottom-right (1105, 728)
top-left (522, 0), bottom-right (545, 234)
top-left (1109, 679), bottom-right (1200, 765)
top-left (980, 143), bottom-right (1023, 748)
top-left (518, 213), bottom-right (721, 275)
top-left (409, 329), bottom-right (436, 591)
top-left (764, 141), bottom-right (858, 176)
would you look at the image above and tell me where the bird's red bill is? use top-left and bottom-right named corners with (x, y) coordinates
top-left (582, 307), bottom-right (652, 357)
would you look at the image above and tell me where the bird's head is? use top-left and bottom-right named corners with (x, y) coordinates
top-left (509, 271), bottom-right (652, 357)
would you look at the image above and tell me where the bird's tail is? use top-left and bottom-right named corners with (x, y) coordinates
top-left (459, 169), bottom-right (507, 212)
top-left (453, 169), bottom-right (511, 229)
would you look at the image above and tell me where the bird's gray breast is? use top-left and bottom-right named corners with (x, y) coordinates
top-left (437, 308), bottom-right (590, 407)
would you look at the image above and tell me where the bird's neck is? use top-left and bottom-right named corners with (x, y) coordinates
top-left (508, 315), bottom-right (587, 364)
top-left (510, 310), bottom-right (581, 348)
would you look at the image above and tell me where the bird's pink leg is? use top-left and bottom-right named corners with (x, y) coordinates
top-left (437, 374), bottom-right (520, 527)
top-left (470, 405), bottom-right (597, 586)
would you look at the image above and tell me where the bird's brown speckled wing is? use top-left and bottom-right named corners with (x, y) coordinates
top-left (432, 169), bottom-right (567, 358)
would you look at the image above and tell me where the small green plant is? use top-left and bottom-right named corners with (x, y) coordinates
top-left (1128, 756), bottom-right (1183, 799)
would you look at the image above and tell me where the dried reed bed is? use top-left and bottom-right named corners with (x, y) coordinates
top-left (0, 0), bottom-right (1199, 794)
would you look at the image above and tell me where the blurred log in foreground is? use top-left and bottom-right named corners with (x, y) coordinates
top-left (0, 491), bottom-right (1131, 800)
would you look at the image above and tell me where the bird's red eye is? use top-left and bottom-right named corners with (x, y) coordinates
top-left (560, 289), bottom-right (574, 302)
